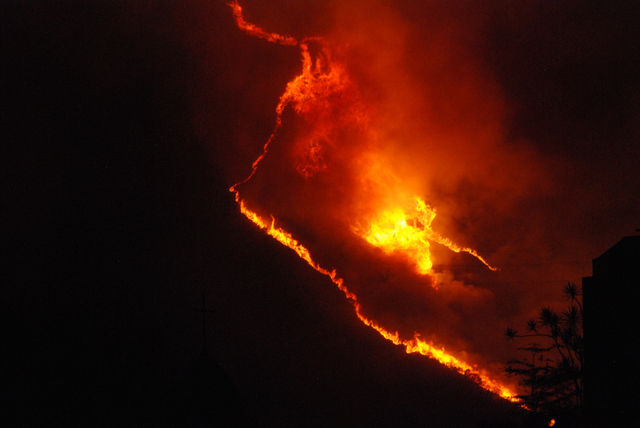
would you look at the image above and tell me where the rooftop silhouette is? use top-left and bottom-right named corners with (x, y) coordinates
top-left (583, 234), bottom-right (640, 428)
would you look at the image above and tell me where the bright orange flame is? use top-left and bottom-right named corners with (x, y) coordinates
top-left (360, 198), bottom-right (437, 274)
top-left (359, 196), bottom-right (497, 276)
top-left (226, 1), bottom-right (518, 405)
top-left (548, 418), bottom-right (556, 427)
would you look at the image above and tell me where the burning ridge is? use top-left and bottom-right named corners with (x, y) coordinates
top-left (226, 0), bottom-right (518, 403)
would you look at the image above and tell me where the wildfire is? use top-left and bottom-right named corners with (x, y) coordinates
top-left (359, 196), bottom-right (497, 276)
top-left (226, 0), bottom-right (518, 404)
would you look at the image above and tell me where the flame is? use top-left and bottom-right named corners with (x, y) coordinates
top-left (226, 1), bottom-right (518, 404)
top-left (229, 0), bottom-right (297, 46)
top-left (229, 0), bottom-right (353, 190)
top-left (359, 196), bottom-right (497, 276)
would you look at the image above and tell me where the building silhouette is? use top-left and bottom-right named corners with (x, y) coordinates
top-left (583, 235), bottom-right (640, 428)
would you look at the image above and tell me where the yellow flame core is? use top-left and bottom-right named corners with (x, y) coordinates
top-left (361, 198), bottom-right (437, 274)
top-left (227, 0), bottom-right (518, 405)
top-left (360, 197), bottom-right (497, 276)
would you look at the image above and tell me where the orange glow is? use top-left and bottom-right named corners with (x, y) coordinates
top-left (548, 418), bottom-right (556, 427)
top-left (226, 1), bottom-right (518, 405)
top-left (359, 196), bottom-right (497, 276)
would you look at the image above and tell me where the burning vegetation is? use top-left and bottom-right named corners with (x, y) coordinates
top-left (226, 0), bottom-right (522, 402)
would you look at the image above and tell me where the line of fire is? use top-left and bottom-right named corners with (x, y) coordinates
top-left (227, 0), bottom-right (517, 402)
top-left (10, 0), bottom-right (639, 426)
top-left (224, 2), bottom-right (639, 427)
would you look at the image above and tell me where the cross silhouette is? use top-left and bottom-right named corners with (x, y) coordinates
top-left (195, 293), bottom-right (215, 355)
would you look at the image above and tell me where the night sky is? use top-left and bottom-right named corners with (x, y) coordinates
top-left (7, 1), bottom-right (639, 426)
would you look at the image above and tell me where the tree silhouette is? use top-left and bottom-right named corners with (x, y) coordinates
top-left (505, 283), bottom-right (584, 416)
